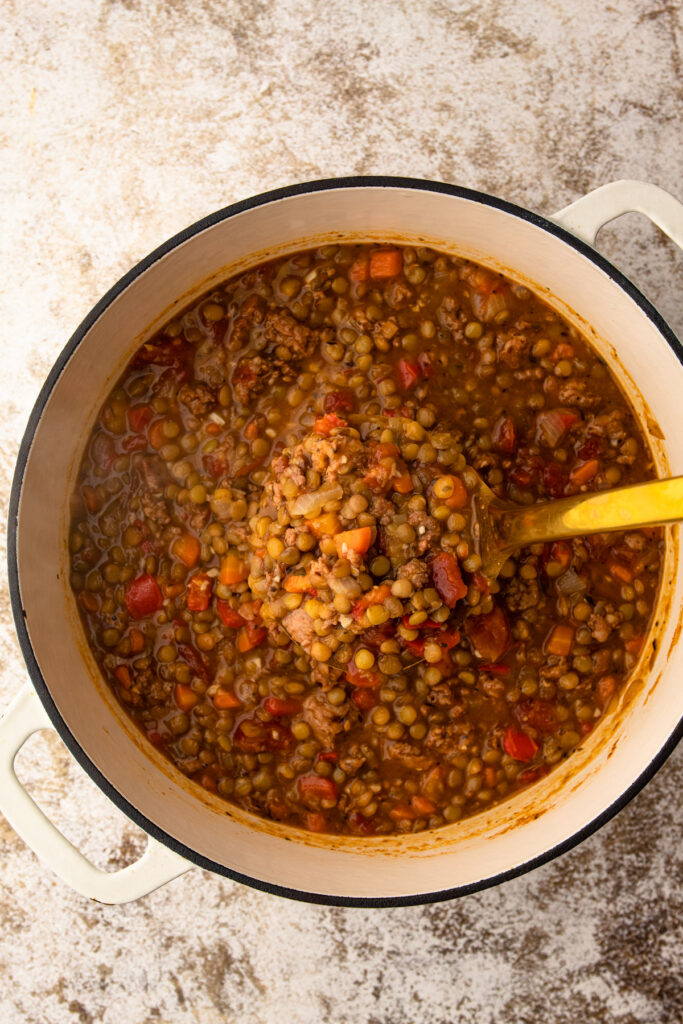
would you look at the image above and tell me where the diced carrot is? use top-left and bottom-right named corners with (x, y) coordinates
top-left (114, 665), bottom-right (132, 689)
top-left (396, 359), bottom-right (420, 389)
top-left (352, 583), bottom-right (391, 621)
top-left (625, 635), bottom-right (644, 653)
top-left (79, 591), bottom-right (99, 613)
top-left (81, 485), bottom-right (101, 514)
top-left (127, 404), bottom-right (154, 432)
top-left (173, 533), bottom-right (201, 568)
top-left (484, 766), bottom-right (497, 788)
top-left (204, 421), bottom-right (221, 436)
top-left (570, 459), bottom-right (599, 486)
top-left (200, 772), bottom-right (217, 791)
top-left (264, 697), bottom-right (302, 716)
top-left (216, 601), bottom-right (246, 628)
top-left (148, 420), bottom-right (167, 450)
top-left (552, 343), bottom-right (575, 360)
top-left (335, 526), bottom-right (373, 557)
top-left (174, 683), bottom-right (199, 712)
top-left (369, 248), bottom-right (402, 279)
top-left (349, 258), bottom-right (369, 282)
top-left (304, 812), bottom-right (329, 832)
top-left (597, 674), bottom-right (617, 706)
top-left (411, 795), bottom-right (436, 816)
top-left (546, 623), bottom-right (574, 657)
top-left (237, 623), bottom-right (267, 653)
top-left (283, 572), bottom-right (313, 593)
top-left (392, 472), bottom-right (414, 494)
top-left (434, 475), bottom-right (468, 509)
top-left (129, 628), bottom-right (145, 653)
top-left (213, 689), bottom-right (242, 710)
top-left (389, 802), bottom-right (417, 822)
top-left (220, 553), bottom-right (249, 586)
top-left (609, 562), bottom-right (633, 584)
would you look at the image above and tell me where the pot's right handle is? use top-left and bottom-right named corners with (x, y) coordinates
top-left (0, 684), bottom-right (191, 904)
top-left (552, 179), bottom-right (683, 250)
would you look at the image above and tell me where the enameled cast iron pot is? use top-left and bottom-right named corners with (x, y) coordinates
top-left (2, 178), bottom-right (683, 907)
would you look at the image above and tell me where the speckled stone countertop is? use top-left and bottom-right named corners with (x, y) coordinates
top-left (1, 2), bottom-right (682, 1022)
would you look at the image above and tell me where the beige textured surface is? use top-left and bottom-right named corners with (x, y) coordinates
top-left (1, 1), bottom-right (682, 1022)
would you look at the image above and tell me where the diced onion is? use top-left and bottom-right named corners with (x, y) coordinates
top-left (289, 482), bottom-right (343, 517)
top-left (556, 570), bottom-right (586, 596)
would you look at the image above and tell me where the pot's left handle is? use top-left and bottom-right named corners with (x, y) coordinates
top-left (0, 684), bottom-right (191, 904)
top-left (552, 179), bottom-right (683, 249)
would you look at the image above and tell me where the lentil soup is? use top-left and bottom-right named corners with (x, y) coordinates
top-left (69, 243), bottom-right (663, 836)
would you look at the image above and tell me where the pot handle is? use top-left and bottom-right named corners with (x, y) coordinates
top-left (552, 179), bottom-right (683, 249)
top-left (0, 684), bottom-right (191, 904)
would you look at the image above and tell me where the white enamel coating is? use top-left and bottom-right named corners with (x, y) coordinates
top-left (0, 685), bottom-right (190, 903)
top-left (4, 179), bottom-right (683, 904)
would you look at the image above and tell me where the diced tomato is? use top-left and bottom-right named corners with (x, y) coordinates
top-left (233, 457), bottom-right (264, 479)
top-left (503, 726), bottom-right (538, 762)
top-left (237, 622), bottom-right (267, 653)
top-left (127, 404), bottom-right (154, 432)
top-left (514, 698), bottom-right (557, 734)
top-left (389, 802), bottom-right (417, 822)
top-left (544, 541), bottom-right (572, 573)
top-left (352, 583), bottom-right (392, 622)
top-left (492, 416), bottom-right (516, 454)
top-left (125, 574), bottom-right (163, 619)
top-left (348, 811), bottom-right (377, 834)
top-left (121, 434), bottom-right (148, 453)
top-left (186, 573), bottom-right (213, 612)
top-left (220, 553), bottom-right (249, 586)
top-left (298, 775), bottom-right (338, 803)
top-left (609, 561), bottom-right (633, 584)
top-left (317, 751), bottom-right (338, 764)
top-left (349, 257), bottom-right (369, 282)
top-left (570, 459), bottom-right (599, 486)
top-left (625, 635), bottom-right (643, 654)
top-left (264, 697), bottom-right (302, 716)
top-left (314, 412), bottom-right (345, 435)
top-left (212, 689), bottom-right (242, 710)
top-left (173, 533), bottom-right (201, 568)
top-left (304, 812), bottom-right (329, 833)
top-left (431, 551), bottom-right (467, 607)
top-left (396, 358), bottom-right (420, 390)
top-left (148, 420), bottom-right (168, 451)
top-left (233, 718), bottom-right (292, 753)
top-left (369, 248), bottom-right (402, 279)
top-left (129, 627), bottom-right (145, 653)
top-left (579, 721), bottom-right (593, 736)
top-left (542, 462), bottom-right (568, 498)
top-left (346, 658), bottom-right (382, 689)
top-left (535, 409), bottom-right (579, 448)
top-left (203, 451), bottom-right (229, 479)
top-left (473, 571), bottom-right (490, 594)
top-left (177, 642), bottom-right (209, 680)
top-left (216, 601), bottom-right (246, 629)
top-left (546, 623), bottom-right (574, 657)
top-left (323, 389), bottom-right (355, 414)
top-left (174, 683), bottom-right (199, 712)
top-left (577, 436), bottom-right (602, 461)
top-left (517, 764), bottom-right (550, 786)
top-left (464, 604), bottom-right (510, 662)
top-left (199, 772), bottom-right (218, 792)
top-left (352, 687), bottom-right (378, 710)
top-left (510, 448), bottom-right (544, 488)
top-left (552, 343), bottom-right (575, 360)
top-left (335, 526), bottom-right (372, 558)
top-left (403, 637), bottom-right (425, 658)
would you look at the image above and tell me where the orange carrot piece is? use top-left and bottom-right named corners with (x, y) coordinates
top-left (283, 572), bottom-right (313, 593)
top-left (570, 459), bottom-right (599, 486)
top-left (334, 527), bottom-right (373, 557)
top-left (411, 795), bottom-right (436, 816)
top-left (392, 472), bottom-right (414, 494)
top-left (129, 628), bottom-right (145, 653)
top-left (369, 249), bottom-right (403, 279)
top-left (609, 562), bottom-right (633, 584)
top-left (625, 635), bottom-right (644, 653)
top-left (148, 420), bottom-right (167, 450)
top-left (200, 772), bottom-right (217, 791)
top-left (213, 689), bottom-right (242, 710)
top-left (174, 683), bottom-right (199, 712)
top-left (546, 623), bottom-right (574, 657)
top-left (220, 553), bottom-right (249, 586)
top-left (114, 665), bottom-right (132, 689)
top-left (173, 533), bottom-right (201, 568)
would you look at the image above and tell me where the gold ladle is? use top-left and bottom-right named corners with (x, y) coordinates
top-left (474, 474), bottom-right (683, 579)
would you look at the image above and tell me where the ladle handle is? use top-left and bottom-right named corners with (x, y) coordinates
top-left (497, 476), bottom-right (683, 551)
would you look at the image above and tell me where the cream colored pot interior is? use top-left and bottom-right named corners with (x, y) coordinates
top-left (16, 186), bottom-right (683, 899)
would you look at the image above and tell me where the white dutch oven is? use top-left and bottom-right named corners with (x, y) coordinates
top-left (2, 178), bottom-right (683, 906)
